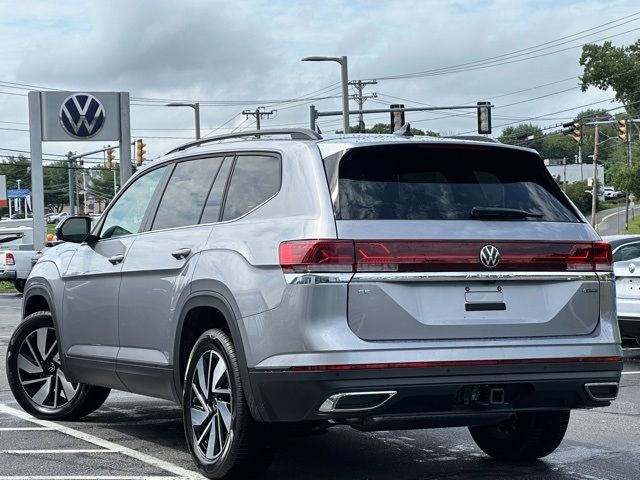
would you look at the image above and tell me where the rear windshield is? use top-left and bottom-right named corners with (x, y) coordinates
top-left (333, 144), bottom-right (579, 222)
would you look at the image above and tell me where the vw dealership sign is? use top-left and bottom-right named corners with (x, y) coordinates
top-left (28, 90), bottom-right (131, 249)
top-left (59, 93), bottom-right (106, 138)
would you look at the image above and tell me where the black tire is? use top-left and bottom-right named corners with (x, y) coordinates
top-left (14, 280), bottom-right (25, 294)
top-left (183, 328), bottom-right (275, 479)
top-left (6, 311), bottom-right (111, 420)
top-left (469, 410), bottom-right (570, 462)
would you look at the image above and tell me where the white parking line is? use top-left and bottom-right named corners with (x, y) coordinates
top-left (0, 449), bottom-right (112, 454)
top-left (0, 427), bottom-right (53, 431)
top-left (0, 404), bottom-right (203, 480)
top-left (0, 477), bottom-right (183, 480)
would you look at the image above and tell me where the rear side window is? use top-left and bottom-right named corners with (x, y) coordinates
top-left (336, 145), bottom-right (579, 222)
top-left (200, 157), bottom-right (233, 224)
top-left (221, 155), bottom-right (280, 221)
top-left (152, 157), bottom-right (223, 230)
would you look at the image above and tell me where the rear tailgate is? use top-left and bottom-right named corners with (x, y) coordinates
top-left (325, 142), bottom-right (607, 341)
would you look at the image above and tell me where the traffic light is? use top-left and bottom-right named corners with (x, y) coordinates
top-left (618, 119), bottom-right (629, 142)
top-left (136, 139), bottom-right (146, 167)
top-left (106, 146), bottom-right (115, 169)
top-left (561, 120), bottom-right (581, 144)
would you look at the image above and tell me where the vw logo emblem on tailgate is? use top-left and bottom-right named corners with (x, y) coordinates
top-left (479, 245), bottom-right (500, 268)
top-left (59, 93), bottom-right (105, 138)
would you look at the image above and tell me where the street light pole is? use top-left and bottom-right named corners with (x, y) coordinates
top-left (166, 102), bottom-right (201, 139)
top-left (302, 56), bottom-right (350, 134)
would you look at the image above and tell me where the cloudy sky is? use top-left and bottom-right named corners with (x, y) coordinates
top-left (0, 0), bottom-right (638, 164)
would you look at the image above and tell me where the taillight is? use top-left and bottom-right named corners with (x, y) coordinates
top-left (279, 240), bottom-right (355, 273)
top-left (279, 240), bottom-right (613, 273)
top-left (5, 253), bottom-right (15, 266)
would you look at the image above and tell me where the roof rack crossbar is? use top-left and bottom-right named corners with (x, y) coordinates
top-left (167, 128), bottom-right (322, 154)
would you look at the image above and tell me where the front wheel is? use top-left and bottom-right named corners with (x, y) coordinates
top-left (6, 311), bottom-right (111, 420)
top-left (469, 410), bottom-right (570, 462)
top-left (183, 328), bottom-right (275, 479)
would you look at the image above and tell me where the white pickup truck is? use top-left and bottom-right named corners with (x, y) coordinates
top-left (0, 226), bottom-right (37, 293)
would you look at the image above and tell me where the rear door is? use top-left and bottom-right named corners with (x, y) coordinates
top-left (327, 143), bottom-right (606, 341)
top-left (116, 155), bottom-right (230, 398)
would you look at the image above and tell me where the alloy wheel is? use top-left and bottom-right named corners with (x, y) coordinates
top-left (189, 349), bottom-right (233, 461)
top-left (16, 327), bottom-right (78, 408)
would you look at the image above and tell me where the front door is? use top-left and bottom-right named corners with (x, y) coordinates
top-left (61, 165), bottom-right (169, 389)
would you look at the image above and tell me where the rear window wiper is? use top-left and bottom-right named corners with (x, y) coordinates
top-left (470, 206), bottom-right (544, 220)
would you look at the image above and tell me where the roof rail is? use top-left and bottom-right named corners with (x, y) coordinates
top-left (167, 128), bottom-right (323, 154)
top-left (443, 135), bottom-right (500, 144)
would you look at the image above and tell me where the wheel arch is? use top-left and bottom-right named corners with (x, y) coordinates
top-left (172, 291), bottom-right (263, 420)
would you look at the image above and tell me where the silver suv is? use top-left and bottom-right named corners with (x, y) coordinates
top-left (6, 129), bottom-right (623, 479)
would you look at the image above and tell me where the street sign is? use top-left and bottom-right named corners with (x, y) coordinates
top-left (7, 189), bottom-right (30, 199)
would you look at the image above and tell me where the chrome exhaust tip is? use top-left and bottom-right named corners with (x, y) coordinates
top-left (584, 382), bottom-right (619, 402)
top-left (319, 390), bottom-right (397, 413)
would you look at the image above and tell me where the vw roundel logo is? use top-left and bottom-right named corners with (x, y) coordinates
top-left (59, 93), bottom-right (105, 138)
top-left (479, 244), bottom-right (500, 269)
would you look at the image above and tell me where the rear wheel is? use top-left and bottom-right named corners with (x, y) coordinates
top-left (469, 410), bottom-right (570, 462)
top-left (183, 328), bottom-right (274, 479)
top-left (14, 279), bottom-right (25, 293)
top-left (6, 311), bottom-right (111, 420)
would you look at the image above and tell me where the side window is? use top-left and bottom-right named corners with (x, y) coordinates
top-left (200, 157), bottom-right (233, 224)
top-left (221, 155), bottom-right (280, 221)
top-left (152, 157), bottom-right (223, 230)
top-left (614, 243), bottom-right (640, 262)
top-left (100, 166), bottom-right (167, 239)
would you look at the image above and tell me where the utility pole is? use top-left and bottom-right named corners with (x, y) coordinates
top-left (348, 80), bottom-right (377, 132)
top-left (67, 151), bottom-right (75, 216)
top-left (242, 107), bottom-right (276, 130)
top-left (82, 172), bottom-right (87, 215)
top-left (591, 124), bottom-right (599, 228)
top-left (626, 120), bottom-right (633, 229)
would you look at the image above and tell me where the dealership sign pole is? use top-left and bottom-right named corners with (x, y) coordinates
top-left (28, 91), bottom-right (131, 250)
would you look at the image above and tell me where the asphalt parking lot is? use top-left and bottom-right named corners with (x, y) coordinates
top-left (1, 292), bottom-right (639, 480)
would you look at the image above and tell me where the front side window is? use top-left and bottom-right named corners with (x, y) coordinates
top-left (152, 157), bottom-right (224, 230)
top-left (221, 155), bottom-right (280, 221)
top-left (100, 166), bottom-right (167, 239)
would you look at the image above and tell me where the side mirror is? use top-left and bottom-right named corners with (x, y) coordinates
top-left (56, 216), bottom-right (91, 243)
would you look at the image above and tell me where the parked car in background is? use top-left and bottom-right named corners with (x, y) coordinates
top-left (0, 226), bottom-right (36, 293)
top-left (47, 211), bottom-right (69, 224)
top-left (603, 186), bottom-right (624, 200)
top-left (7, 130), bottom-right (622, 479)
top-left (603, 235), bottom-right (640, 345)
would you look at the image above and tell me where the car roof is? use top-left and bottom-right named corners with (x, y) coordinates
top-left (602, 235), bottom-right (640, 249)
top-left (142, 130), bottom-right (538, 174)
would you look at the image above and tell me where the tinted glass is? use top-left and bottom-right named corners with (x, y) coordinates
top-left (100, 166), bottom-right (167, 239)
top-left (200, 157), bottom-right (233, 224)
top-left (222, 155), bottom-right (280, 221)
top-left (614, 243), bottom-right (640, 262)
top-left (152, 157), bottom-right (223, 230)
top-left (337, 145), bottom-right (579, 222)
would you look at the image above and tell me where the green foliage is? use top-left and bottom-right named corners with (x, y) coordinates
top-left (564, 180), bottom-right (593, 213)
top-left (339, 123), bottom-right (438, 136)
top-left (498, 124), bottom-right (544, 152)
top-left (539, 133), bottom-right (578, 161)
top-left (88, 167), bottom-right (118, 205)
top-left (580, 40), bottom-right (640, 117)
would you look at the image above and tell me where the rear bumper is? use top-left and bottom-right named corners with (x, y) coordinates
top-left (0, 269), bottom-right (17, 281)
top-left (248, 360), bottom-right (622, 423)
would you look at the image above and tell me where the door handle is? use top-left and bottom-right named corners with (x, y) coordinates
top-left (108, 254), bottom-right (125, 265)
top-left (172, 248), bottom-right (191, 260)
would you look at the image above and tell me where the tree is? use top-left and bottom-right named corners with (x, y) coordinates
top-left (339, 123), bottom-right (438, 136)
top-left (88, 167), bottom-right (118, 207)
top-left (498, 124), bottom-right (544, 152)
top-left (564, 180), bottom-right (593, 213)
top-left (580, 40), bottom-right (640, 118)
top-left (43, 161), bottom-right (69, 212)
top-left (539, 133), bottom-right (578, 161)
